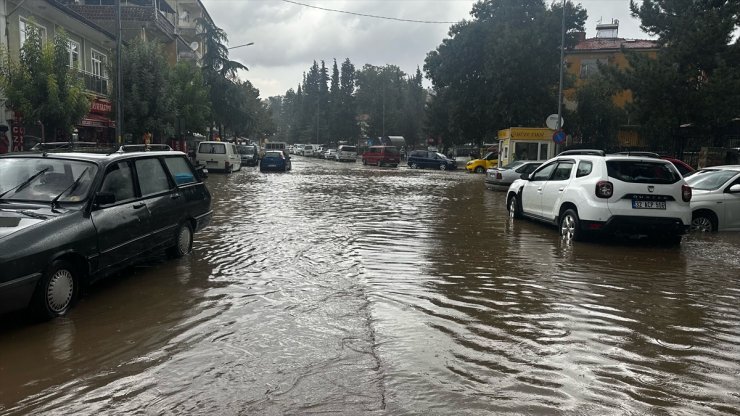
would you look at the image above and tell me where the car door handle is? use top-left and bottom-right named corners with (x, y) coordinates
top-left (537, 187), bottom-right (543, 192)
top-left (133, 203), bottom-right (146, 209)
top-left (559, 187), bottom-right (564, 192)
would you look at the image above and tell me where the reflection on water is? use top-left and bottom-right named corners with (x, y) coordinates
top-left (1, 157), bottom-right (738, 415)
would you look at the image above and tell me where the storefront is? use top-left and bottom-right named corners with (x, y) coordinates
top-left (497, 127), bottom-right (556, 167)
top-left (77, 97), bottom-right (115, 144)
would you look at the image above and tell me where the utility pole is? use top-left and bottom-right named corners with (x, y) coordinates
top-left (116, 0), bottom-right (123, 144)
top-left (556, 0), bottom-right (566, 152)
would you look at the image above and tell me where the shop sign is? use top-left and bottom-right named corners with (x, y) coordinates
top-left (91, 98), bottom-right (113, 115)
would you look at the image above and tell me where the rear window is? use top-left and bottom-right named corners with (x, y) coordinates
top-left (339, 146), bottom-right (356, 152)
top-left (685, 169), bottom-right (738, 190)
top-left (606, 160), bottom-right (680, 184)
top-left (198, 143), bottom-right (226, 154)
top-left (265, 151), bottom-right (283, 158)
top-left (237, 145), bottom-right (256, 154)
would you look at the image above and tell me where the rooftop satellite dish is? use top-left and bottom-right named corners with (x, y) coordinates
top-left (190, 41), bottom-right (199, 51)
top-left (546, 114), bottom-right (564, 130)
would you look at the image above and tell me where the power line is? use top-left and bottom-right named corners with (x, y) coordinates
top-left (281, 0), bottom-right (458, 24)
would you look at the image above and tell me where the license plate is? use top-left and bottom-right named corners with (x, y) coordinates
top-left (206, 161), bottom-right (217, 165)
top-left (632, 200), bottom-right (666, 209)
top-left (268, 164), bottom-right (276, 168)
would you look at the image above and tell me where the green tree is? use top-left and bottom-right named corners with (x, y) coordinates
top-left (0, 26), bottom-right (89, 140)
top-left (616, 0), bottom-right (740, 149)
top-left (170, 62), bottom-right (210, 137)
top-left (120, 39), bottom-right (174, 142)
top-left (572, 74), bottom-right (626, 149)
top-left (424, 0), bottom-right (587, 147)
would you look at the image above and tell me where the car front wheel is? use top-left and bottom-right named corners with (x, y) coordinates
top-left (508, 193), bottom-right (522, 219)
top-left (474, 166), bottom-right (484, 173)
top-left (33, 259), bottom-right (78, 319)
top-left (411, 162), bottom-right (418, 169)
top-left (439, 164), bottom-right (447, 171)
top-left (560, 209), bottom-right (582, 242)
top-left (167, 222), bottom-right (193, 258)
top-left (362, 159), bottom-right (367, 165)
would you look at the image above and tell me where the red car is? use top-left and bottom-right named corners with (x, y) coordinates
top-left (361, 146), bottom-right (400, 167)
top-left (662, 157), bottom-right (695, 177)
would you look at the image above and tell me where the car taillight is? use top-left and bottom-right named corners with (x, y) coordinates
top-left (682, 184), bottom-right (692, 202)
top-left (595, 181), bottom-right (613, 198)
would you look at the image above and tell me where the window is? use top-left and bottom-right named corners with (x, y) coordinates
top-left (579, 58), bottom-right (608, 79)
top-left (164, 157), bottom-right (196, 186)
top-left (551, 161), bottom-right (574, 181)
top-left (91, 49), bottom-right (107, 79)
top-left (576, 161), bottom-right (593, 177)
top-left (68, 40), bottom-right (80, 69)
top-left (198, 142), bottom-right (226, 154)
top-left (531, 163), bottom-right (556, 181)
top-left (539, 143), bottom-right (549, 160)
top-left (135, 158), bottom-right (171, 196)
top-left (513, 143), bottom-right (538, 161)
top-left (100, 162), bottom-right (135, 203)
top-left (607, 161), bottom-right (680, 184)
top-left (19, 18), bottom-right (46, 48)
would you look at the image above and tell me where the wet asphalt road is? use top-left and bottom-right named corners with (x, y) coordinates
top-left (1, 156), bottom-right (739, 415)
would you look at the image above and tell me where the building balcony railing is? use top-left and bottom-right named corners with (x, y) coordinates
top-left (76, 70), bottom-right (109, 96)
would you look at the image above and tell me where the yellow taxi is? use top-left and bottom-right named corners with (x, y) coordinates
top-left (465, 152), bottom-right (498, 173)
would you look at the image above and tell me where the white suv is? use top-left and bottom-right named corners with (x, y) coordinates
top-left (506, 150), bottom-right (692, 243)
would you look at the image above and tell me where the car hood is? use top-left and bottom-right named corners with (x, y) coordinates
top-left (0, 211), bottom-right (51, 239)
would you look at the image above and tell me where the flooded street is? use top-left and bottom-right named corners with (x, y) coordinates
top-left (1, 156), bottom-right (739, 415)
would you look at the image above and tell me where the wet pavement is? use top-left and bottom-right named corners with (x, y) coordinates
top-left (1, 156), bottom-right (739, 415)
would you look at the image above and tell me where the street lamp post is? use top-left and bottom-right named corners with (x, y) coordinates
top-left (556, 0), bottom-right (566, 152)
top-left (227, 42), bottom-right (254, 50)
top-left (116, 0), bottom-right (123, 144)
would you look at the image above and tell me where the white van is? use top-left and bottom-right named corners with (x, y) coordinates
top-left (195, 141), bottom-right (242, 173)
top-left (302, 144), bottom-right (315, 157)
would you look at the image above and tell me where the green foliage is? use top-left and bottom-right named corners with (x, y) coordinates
top-left (572, 75), bottom-right (626, 149)
top-left (170, 62), bottom-right (210, 135)
top-left (424, 0), bottom-right (587, 148)
top-left (120, 38), bottom-right (174, 142)
top-left (620, 0), bottom-right (740, 145)
top-left (0, 26), bottom-right (89, 138)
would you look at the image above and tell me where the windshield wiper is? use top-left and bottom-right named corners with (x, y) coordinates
top-left (0, 167), bottom-right (51, 200)
top-left (51, 167), bottom-right (90, 211)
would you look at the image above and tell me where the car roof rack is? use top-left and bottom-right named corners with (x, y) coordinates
top-left (612, 151), bottom-right (660, 158)
top-left (557, 149), bottom-right (606, 156)
top-left (116, 144), bottom-right (173, 153)
top-left (31, 141), bottom-right (100, 151)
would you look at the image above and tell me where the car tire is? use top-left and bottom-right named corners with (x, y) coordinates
top-left (411, 162), bottom-right (418, 169)
top-left (32, 259), bottom-right (78, 320)
top-left (439, 164), bottom-right (447, 171)
top-left (167, 222), bottom-right (193, 258)
top-left (362, 159), bottom-right (367, 165)
top-left (508, 193), bottom-right (522, 219)
top-left (559, 209), bottom-right (582, 242)
top-left (474, 166), bottom-right (484, 173)
top-left (378, 160), bottom-right (383, 167)
top-left (691, 211), bottom-right (717, 232)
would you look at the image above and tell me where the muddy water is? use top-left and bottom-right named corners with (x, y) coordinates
top-left (1, 157), bottom-right (739, 415)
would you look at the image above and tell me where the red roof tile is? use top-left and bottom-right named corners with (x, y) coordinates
top-left (573, 38), bottom-right (659, 51)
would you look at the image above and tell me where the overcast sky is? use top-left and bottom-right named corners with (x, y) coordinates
top-left (201, 0), bottom-right (653, 99)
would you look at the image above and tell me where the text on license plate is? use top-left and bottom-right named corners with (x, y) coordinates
top-left (632, 200), bottom-right (666, 209)
top-left (268, 164), bottom-right (276, 168)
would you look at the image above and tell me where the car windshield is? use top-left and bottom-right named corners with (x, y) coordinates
top-left (501, 160), bottom-right (525, 170)
top-left (237, 145), bottom-right (255, 154)
top-left (0, 158), bottom-right (98, 203)
top-left (340, 146), bottom-right (356, 152)
top-left (435, 152), bottom-right (447, 159)
top-left (606, 160), bottom-right (680, 184)
top-left (685, 169), bottom-right (738, 190)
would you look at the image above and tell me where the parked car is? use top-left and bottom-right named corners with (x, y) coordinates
top-left (684, 165), bottom-right (740, 232)
top-left (407, 150), bottom-right (457, 170)
top-left (362, 145), bottom-right (400, 167)
top-left (466, 151), bottom-right (498, 173)
top-left (237, 144), bottom-right (259, 167)
top-left (485, 160), bottom-right (543, 190)
top-left (336, 145), bottom-right (357, 162)
top-left (613, 151), bottom-right (695, 177)
top-left (0, 150), bottom-right (212, 319)
top-left (324, 149), bottom-right (337, 160)
top-left (506, 150), bottom-right (692, 243)
top-left (195, 141), bottom-right (241, 173)
top-left (302, 144), bottom-right (316, 157)
top-left (260, 150), bottom-right (290, 172)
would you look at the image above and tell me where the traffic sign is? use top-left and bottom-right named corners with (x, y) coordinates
top-left (552, 129), bottom-right (566, 144)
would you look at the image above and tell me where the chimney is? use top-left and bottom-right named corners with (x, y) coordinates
top-left (574, 31), bottom-right (586, 43)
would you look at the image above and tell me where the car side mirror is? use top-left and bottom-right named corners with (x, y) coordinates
top-left (195, 165), bottom-right (208, 180)
top-left (729, 184), bottom-right (740, 193)
top-left (520, 173), bottom-right (530, 180)
top-left (94, 192), bottom-right (116, 206)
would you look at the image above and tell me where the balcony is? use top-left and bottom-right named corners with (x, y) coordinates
top-left (76, 70), bottom-right (109, 96)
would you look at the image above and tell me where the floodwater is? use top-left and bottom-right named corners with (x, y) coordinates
top-left (1, 156), bottom-right (739, 415)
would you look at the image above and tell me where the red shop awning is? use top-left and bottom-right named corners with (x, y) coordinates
top-left (79, 113), bottom-right (115, 128)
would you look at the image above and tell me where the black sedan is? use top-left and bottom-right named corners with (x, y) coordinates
top-left (0, 150), bottom-right (212, 319)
